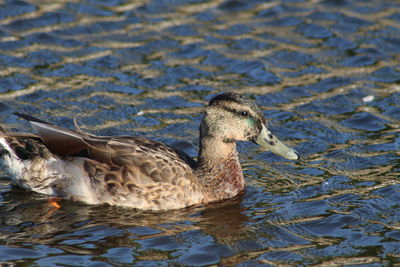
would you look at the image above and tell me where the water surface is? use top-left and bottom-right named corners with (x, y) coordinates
top-left (0, 0), bottom-right (399, 266)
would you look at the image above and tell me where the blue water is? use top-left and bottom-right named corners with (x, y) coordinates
top-left (0, 0), bottom-right (399, 266)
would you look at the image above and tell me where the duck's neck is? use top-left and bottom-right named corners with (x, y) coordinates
top-left (196, 135), bottom-right (245, 200)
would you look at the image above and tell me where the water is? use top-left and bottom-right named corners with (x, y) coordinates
top-left (0, 0), bottom-right (399, 265)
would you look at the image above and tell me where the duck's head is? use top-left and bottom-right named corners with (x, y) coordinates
top-left (201, 92), bottom-right (299, 160)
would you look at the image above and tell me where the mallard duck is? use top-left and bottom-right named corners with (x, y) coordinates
top-left (0, 93), bottom-right (298, 211)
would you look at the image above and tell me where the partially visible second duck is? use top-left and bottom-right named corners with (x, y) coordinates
top-left (0, 93), bottom-right (298, 211)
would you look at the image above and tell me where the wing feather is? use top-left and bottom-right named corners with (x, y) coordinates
top-left (14, 113), bottom-right (195, 185)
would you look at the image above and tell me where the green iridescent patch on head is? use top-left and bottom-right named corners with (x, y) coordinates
top-left (246, 117), bottom-right (256, 126)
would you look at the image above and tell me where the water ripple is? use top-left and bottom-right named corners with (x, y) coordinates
top-left (0, 0), bottom-right (399, 266)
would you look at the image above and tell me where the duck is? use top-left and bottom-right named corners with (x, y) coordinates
top-left (0, 92), bottom-right (298, 211)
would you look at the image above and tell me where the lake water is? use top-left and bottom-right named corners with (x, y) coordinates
top-left (0, 0), bottom-right (399, 266)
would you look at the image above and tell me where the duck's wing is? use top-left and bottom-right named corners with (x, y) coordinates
top-left (84, 135), bottom-right (196, 184)
top-left (15, 113), bottom-right (195, 186)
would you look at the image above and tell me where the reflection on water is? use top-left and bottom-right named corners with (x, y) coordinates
top-left (0, 0), bottom-right (399, 265)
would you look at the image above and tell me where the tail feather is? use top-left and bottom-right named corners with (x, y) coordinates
top-left (0, 134), bottom-right (49, 160)
top-left (0, 133), bottom-right (56, 194)
top-left (0, 115), bottom-right (92, 197)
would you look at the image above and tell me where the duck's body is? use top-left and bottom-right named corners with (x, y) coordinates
top-left (0, 93), bottom-right (298, 211)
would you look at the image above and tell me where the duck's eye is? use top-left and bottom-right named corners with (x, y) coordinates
top-left (240, 111), bottom-right (249, 116)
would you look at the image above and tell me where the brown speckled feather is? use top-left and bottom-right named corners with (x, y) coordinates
top-left (81, 136), bottom-right (196, 185)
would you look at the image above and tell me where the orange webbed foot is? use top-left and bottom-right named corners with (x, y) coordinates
top-left (45, 197), bottom-right (62, 216)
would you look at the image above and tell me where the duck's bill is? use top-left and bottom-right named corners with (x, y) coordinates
top-left (254, 124), bottom-right (299, 160)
